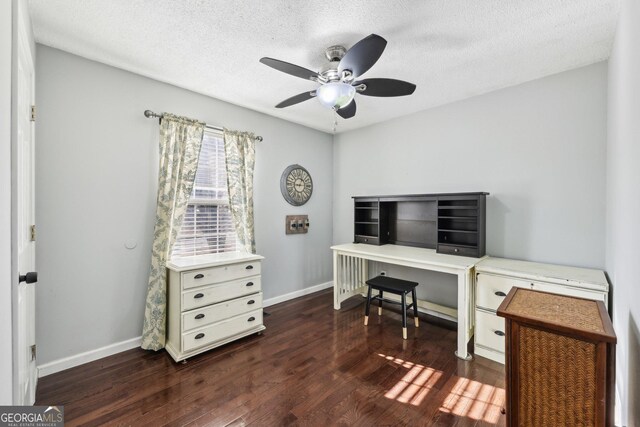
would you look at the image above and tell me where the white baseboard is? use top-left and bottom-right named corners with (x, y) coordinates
top-left (37, 336), bottom-right (141, 378)
top-left (263, 281), bottom-right (333, 307)
top-left (615, 368), bottom-right (625, 427)
top-left (615, 386), bottom-right (623, 427)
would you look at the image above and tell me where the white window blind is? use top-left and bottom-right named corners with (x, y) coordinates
top-left (171, 131), bottom-right (238, 258)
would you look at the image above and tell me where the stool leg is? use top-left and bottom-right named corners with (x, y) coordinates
top-left (412, 288), bottom-right (419, 327)
top-left (378, 290), bottom-right (383, 315)
top-left (364, 285), bottom-right (372, 326)
top-left (401, 292), bottom-right (408, 340)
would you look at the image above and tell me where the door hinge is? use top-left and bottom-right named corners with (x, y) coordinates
top-left (30, 225), bottom-right (36, 242)
top-left (30, 344), bottom-right (36, 361)
top-left (30, 105), bottom-right (36, 122)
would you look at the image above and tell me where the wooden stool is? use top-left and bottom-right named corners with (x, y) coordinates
top-left (364, 275), bottom-right (419, 339)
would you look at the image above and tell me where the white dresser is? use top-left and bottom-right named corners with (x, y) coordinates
top-left (165, 252), bottom-right (265, 362)
top-left (474, 257), bottom-right (609, 364)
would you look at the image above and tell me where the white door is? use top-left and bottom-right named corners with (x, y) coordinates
top-left (15, 21), bottom-right (37, 406)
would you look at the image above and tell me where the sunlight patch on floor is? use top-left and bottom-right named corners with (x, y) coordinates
top-left (439, 376), bottom-right (505, 423)
top-left (378, 353), bottom-right (443, 406)
top-left (378, 353), bottom-right (505, 423)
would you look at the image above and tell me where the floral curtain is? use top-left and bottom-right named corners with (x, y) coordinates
top-left (141, 114), bottom-right (204, 351)
top-left (223, 129), bottom-right (257, 254)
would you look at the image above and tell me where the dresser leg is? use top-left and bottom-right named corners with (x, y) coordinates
top-left (181, 359), bottom-right (188, 365)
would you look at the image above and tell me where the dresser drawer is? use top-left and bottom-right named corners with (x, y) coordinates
top-left (475, 309), bottom-right (506, 353)
top-left (532, 282), bottom-right (606, 303)
top-left (477, 273), bottom-right (531, 311)
top-left (182, 293), bottom-right (262, 332)
top-left (477, 273), bottom-right (607, 313)
top-left (182, 309), bottom-right (263, 352)
top-left (181, 261), bottom-right (261, 290)
top-left (182, 277), bottom-right (261, 311)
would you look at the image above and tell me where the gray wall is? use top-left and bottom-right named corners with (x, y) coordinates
top-left (606, 0), bottom-right (640, 423)
top-left (333, 63), bottom-right (608, 308)
top-left (35, 43), bottom-right (614, 378)
top-left (35, 45), bottom-right (333, 365)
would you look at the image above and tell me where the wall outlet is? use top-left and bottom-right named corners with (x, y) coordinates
top-left (380, 270), bottom-right (387, 276)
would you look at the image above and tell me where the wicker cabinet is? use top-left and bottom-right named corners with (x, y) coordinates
top-left (497, 288), bottom-right (616, 427)
top-left (165, 252), bottom-right (265, 362)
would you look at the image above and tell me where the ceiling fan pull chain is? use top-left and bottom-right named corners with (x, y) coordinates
top-left (333, 110), bottom-right (338, 133)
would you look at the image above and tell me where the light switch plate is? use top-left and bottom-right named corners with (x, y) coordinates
top-left (286, 215), bottom-right (309, 235)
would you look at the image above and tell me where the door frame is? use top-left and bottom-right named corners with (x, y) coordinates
top-left (0, 0), bottom-right (14, 406)
top-left (10, 0), bottom-right (36, 405)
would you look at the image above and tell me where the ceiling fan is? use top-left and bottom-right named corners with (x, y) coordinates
top-left (259, 34), bottom-right (416, 119)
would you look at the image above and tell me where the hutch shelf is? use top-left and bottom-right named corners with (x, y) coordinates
top-left (353, 192), bottom-right (488, 257)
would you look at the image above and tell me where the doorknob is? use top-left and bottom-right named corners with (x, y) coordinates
top-left (19, 272), bottom-right (37, 284)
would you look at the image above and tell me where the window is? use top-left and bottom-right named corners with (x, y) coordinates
top-left (171, 131), bottom-right (237, 258)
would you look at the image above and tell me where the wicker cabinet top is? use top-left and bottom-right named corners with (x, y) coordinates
top-left (497, 288), bottom-right (616, 343)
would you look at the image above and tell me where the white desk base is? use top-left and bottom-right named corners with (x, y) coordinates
top-left (331, 243), bottom-right (485, 361)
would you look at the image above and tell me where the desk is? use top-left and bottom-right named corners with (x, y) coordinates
top-left (331, 243), bottom-right (486, 360)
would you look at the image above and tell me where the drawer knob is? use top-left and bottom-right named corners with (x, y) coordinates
top-left (194, 293), bottom-right (204, 299)
top-left (247, 316), bottom-right (256, 322)
top-left (247, 300), bottom-right (255, 305)
top-left (246, 265), bottom-right (254, 270)
top-left (246, 282), bottom-right (254, 287)
top-left (494, 291), bottom-right (507, 297)
top-left (194, 273), bottom-right (204, 279)
top-left (454, 248), bottom-right (459, 253)
top-left (494, 330), bottom-right (505, 337)
top-left (195, 314), bottom-right (205, 319)
top-left (195, 333), bottom-right (205, 339)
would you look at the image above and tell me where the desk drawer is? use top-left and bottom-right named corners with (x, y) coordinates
top-left (355, 235), bottom-right (379, 245)
top-left (438, 244), bottom-right (478, 257)
top-left (182, 293), bottom-right (262, 332)
top-left (182, 277), bottom-right (261, 311)
top-left (475, 309), bottom-right (506, 353)
top-left (182, 309), bottom-right (263, 352)
top-left (182, 261), bottom-right (261, 290)
top-left (477, 274), bottom-right (531, 311)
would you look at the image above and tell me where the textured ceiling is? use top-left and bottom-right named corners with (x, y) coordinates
top-left (29, 0), bottom-right (619, 133)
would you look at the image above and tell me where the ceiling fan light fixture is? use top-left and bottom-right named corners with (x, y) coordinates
top-left (261, 34), bottom-right (416, 120)
top-left (316, 82), bottom-right (356, 110)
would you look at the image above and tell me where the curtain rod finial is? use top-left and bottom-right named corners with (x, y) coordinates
top-left (144, 110), bottom-right (155, 118)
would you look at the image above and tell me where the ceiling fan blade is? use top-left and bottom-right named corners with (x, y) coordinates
top-left (275, 91), bottom-right (316, 108)
top-left (260, 57), bottom-right (319, 81)
top-left (355, 78), bottom-right (416, 97)
top-left (338, 34), bottom-right (387, 78)
top-left (337, 100), bottom-right (356, 119)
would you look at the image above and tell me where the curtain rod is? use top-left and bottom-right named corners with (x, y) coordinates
top-left (143, 110), bottom-right (263, 142)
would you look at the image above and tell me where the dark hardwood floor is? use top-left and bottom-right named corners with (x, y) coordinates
top-left (36, 289), bottom-right (506, 426)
